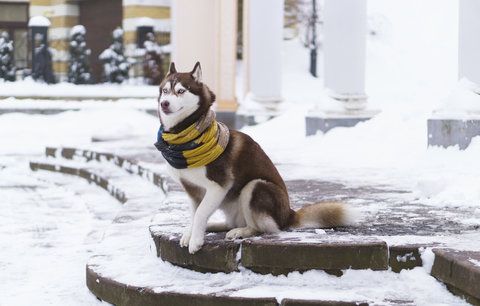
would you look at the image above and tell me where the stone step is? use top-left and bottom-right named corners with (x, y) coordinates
top-left (87, 264), bottom-right (372, 306)
top-left (388, 244), bottom-right (431, 273)
top-left (431, 249), bottom-right (480, 305)
top-left (151, 230), bottom-right (392, 275)
top-left (152, 228), bottom-right (440, 276)
top-left (153, 232), bottom-right (240, 273)
top-left (30, 161), bottom-right (127, 203)
top-left (45, 146), bottom-right (168, 192)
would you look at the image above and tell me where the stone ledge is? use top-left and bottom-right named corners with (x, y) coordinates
top-left (431, 248), bottom-right (480, 305)
top-left (241, 237), bottom-right (388, 275)
top-left (29, 161), bottom-right (127, 203)
top-left (305, 110), bottom-right (379, 135)
top-left (45, 146), bottom-right (168, 193)
top-left (151, 231), bottom-right (389, 276)
top-left (388, 244), bottom-right (429, 273)
top-left (428, 118), bottom-right (480, 150)
top-left (87, 264), bottom-right (369, 306)
top-left (281, 300), bottom-right (368, 306)
top-left (151, 232), bottom-right (240, 273)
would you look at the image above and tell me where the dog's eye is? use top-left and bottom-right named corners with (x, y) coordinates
top-left (177, 89), bottom-right (185, 94)
top-left (162, 88), bottom-right (168, 94)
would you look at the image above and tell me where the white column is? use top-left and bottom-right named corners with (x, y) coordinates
top-left (459, 0), bottom-right (480, 86)
top-left (244, 0), bottom-right (283, 105)
top-left (323, 0), bottom-right (367, 110)
top-left (171, 0), bottom-right (237, 111)
top-left (172, 0), bottom-right (216, 87)
top-left (215, 0), bottom-right (238, 110)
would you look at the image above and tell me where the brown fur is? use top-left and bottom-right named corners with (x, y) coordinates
top-left (291, 202), bottom-right (346, 228)
top-left (180, 178), bottom-right (205, 206)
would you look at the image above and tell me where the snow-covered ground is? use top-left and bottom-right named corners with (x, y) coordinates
top-left (1, 0), bottom-right (479, 304)
top-left (0, 79), bottom-right (158, 99)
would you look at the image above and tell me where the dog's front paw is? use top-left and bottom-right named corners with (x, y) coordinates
top-left (188, 234), bottom-right (204, 254)
top-left (226, 228), bottom-right (244, 240)
top-left (180, 229), bottom-right (191, 248)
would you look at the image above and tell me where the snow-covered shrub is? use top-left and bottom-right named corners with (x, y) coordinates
top-left (0, 31), bottom-right (16, 81)
top-left (99, 28), bottom-right (131, 83)
top-left (31, 33), bottom-right (55, 84)
top-left (143, 32), bottom-right (166, 85)
top-left (68, 25), bottom-right (92, 84)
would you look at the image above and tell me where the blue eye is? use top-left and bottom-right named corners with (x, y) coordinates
top-left (178, 89), bottom-right (185, 94)
top-left (162, 88), bottom-right (168, 93)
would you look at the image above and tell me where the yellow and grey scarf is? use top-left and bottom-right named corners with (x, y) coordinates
top-left (154, 110), bottom-right (230, 169)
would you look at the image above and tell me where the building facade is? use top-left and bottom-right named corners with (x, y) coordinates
top-left (0, 0), bottom-right (171, 82)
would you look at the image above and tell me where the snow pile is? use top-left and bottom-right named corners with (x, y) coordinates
top-left (238, 0), bottom-right (480, 208)
top-left (0, 79), bottom-right (158, 98)
top-left (469, 258), bottom-right (480, 267)
top-left (435, 78), bottom-right (480, 117)
top-left (0, 108), bottom-right (157, 155)
top-left (70, 25), bottom-right (86, 37)
top-left (28, 16), bottom-right (51, 27)
top-left (420, 248), bottom-right (435, 273)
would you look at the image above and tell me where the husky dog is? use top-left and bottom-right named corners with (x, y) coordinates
top-left (156, 62), bottom-right (351, 254)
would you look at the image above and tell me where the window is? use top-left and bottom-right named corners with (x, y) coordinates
top-left (0, 2), bottom-right (29, 69)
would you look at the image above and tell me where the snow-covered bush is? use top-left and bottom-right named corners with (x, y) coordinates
top-left (99, 28), bottom-right (131, 83)
top-left (143, 32), bottom-right (166, 85)
top-left (68, 25), bottom-right (92, 84)
top-left (0, 31), bottom-right (16, 81)
top-left (31, 33), bottom-right (55, 84)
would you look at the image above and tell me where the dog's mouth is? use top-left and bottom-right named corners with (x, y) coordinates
top-left (162, 106), bottom-right (183, 115)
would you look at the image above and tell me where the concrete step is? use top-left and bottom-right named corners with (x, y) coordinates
top-left (151, 230), bottom-right (389, 275)
top-left (30, 161), bottom-right (127, 203)
top-left (45, 146), bottom-right (168, 192)
top-left (431, 249), bottom-right (480, 305)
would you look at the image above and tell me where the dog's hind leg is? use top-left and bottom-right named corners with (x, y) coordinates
top-left (226, 179), bottom-right (284, 240)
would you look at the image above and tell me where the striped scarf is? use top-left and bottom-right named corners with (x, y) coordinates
top-left (154, 110), bottom-right (230, 169)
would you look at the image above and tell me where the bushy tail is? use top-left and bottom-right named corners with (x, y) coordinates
top-left (291, 202), bottom-right (355, 229)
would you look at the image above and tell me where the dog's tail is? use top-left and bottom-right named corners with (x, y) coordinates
top-left (290, 202), bottom-right (356, 229)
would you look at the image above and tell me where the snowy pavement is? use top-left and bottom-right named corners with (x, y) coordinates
top-left (0, 155), bottom-right (115, 305)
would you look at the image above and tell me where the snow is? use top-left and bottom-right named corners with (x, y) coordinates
top-left (235, 0), bottom-right (480, 209)
top-left (420, 248), bottom-right (435, 274)
top-left (70, 25), bottom-right (86, 37)
top-left (28, 15), bottom-right (51, 27)
top-left (0, 80), bottom-right (158, 98)
top-left (136, 17), bottom-right (155, 27)
top-left (469, 258), bottom-right (480, 267)
top-left (112, 28), bottom-right (124, 39)
top-left (434, 78), bottom-right (480, 118)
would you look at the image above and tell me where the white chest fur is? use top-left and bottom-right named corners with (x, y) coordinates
top-left (167, 165), bottom-right (215, 189)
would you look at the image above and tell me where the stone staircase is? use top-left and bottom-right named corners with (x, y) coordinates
top-left (30, 146), bottom-right (480, 306)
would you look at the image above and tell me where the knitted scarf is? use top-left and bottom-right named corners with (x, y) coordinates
top-left (154, 110), bottom-right (230, 169)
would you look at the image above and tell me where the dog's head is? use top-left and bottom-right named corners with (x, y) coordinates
top-left (158, 62), bottom-right (215, 132)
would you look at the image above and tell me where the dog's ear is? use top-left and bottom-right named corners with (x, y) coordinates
top-left (191, 61), bottom-right (202, 83)
top-left (168, 62), bottom-right (177, 75)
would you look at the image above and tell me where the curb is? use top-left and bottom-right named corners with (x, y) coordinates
top-left (86, 264), bottom-right (368, 306)
top-left (45, 147), bottom-right (168, 193)
top-left (431, 249), bottom-right (480, 305)
top-left (30, 161), bottom-right (127, 203)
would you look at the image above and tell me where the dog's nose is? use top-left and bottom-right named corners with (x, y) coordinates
top-left (161, 101), bottom-right (170, 109)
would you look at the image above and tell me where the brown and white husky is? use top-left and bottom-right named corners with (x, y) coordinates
top-left (157, 62), bottom-right (352, 254)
